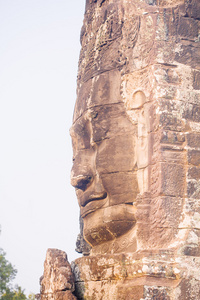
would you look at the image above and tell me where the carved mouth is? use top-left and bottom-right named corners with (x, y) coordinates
top-left (81, 192), bottom-right (108, 217)
top-left (83, 192), bottom-right (107, 207)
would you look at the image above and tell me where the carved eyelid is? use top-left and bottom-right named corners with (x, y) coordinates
top-left (71, 115), bottom-right (95, 151)
top-left (69, 126), bottom-right (75, 138)
top-left (70, 124), bottom-right (83, 138)
top-left (70, 115), bottom-right (89, 137)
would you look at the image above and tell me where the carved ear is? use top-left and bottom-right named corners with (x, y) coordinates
top-left (128, 91), bottom-right (147, 109)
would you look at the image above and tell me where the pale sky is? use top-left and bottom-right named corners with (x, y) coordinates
top-left (0, 0), bottom-right (85, 294)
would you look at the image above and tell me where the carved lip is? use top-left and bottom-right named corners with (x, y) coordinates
top-left (83, 191), bottom-right (107, 207)
top-left (81, 192), bottom-right (108, 217)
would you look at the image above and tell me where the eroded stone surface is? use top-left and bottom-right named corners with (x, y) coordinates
top-left (71, 0), bottom-right (200, 254)
top-left (39, 249), bottom-right (76, 300)
top-left (68, 0), bottom-right (200, 298)
top-left (34, 0), bottom-right (200, 299)
top-left (72, 251), bottom-right (200, 300)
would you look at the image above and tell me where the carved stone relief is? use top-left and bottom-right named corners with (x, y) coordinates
top-left (38, 0), bottom-right (200, 299)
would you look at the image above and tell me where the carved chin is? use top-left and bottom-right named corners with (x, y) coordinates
top-left (83, 204), bottom-right (136, 247)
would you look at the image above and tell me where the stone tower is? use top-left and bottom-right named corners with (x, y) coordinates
top-left (39, 0), bottom-right (200, 299)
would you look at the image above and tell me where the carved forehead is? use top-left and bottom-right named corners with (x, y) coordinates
top-left (73, 69), bottom-right (122, 122)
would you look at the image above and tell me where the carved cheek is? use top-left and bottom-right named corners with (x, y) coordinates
top-left (101, 171), bottom-right (139, 206)
top-left (95, 135), bottom-right (138, 205)
top-left (96, 134), bottom-right (136, 174)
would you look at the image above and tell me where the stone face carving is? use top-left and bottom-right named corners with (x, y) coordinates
top-left (39, 0), bottom-right (200, 299)
top-left (71, 0), bottom-right (200, 251)
top-left (70, 73), bottom-right (139, 248)
top-left (69, 0), bottom-right (200, 298)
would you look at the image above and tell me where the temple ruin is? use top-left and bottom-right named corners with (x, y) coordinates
top-left (39, 0), bottom-right (200, 299)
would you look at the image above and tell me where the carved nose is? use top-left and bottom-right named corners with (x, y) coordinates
top-left (71, 175), bottom-right (93, 191)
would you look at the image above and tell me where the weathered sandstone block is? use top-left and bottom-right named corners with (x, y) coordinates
top-left (39, 249), bottom-right (76, 300)
top-left (40, 0), bottom-right (200, 299)
top-left (68, 0), bottom-right (200, 298)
